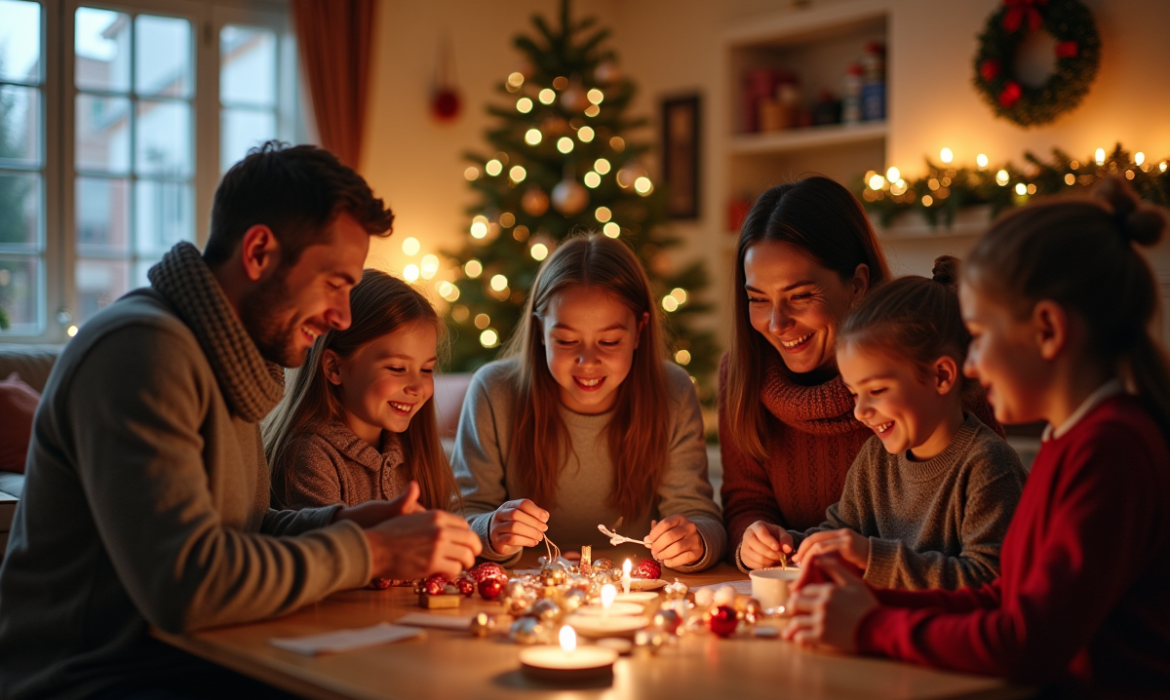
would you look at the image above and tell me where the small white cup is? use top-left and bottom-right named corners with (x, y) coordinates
top-left (749, 567), bottom-right (801, 612)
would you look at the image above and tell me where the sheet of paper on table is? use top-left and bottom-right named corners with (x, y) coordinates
top-left (269, 623), bottom-right (423, 656)
top-left (395, 613), bottom-right (474, 630)
top-left (691, 580), bottom-right (753, 595)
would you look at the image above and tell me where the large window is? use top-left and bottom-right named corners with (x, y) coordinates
top-left (0, 0), bottom-right (299, 340)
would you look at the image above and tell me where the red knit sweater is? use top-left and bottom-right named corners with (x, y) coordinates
top-left (718, 352), bottom-right (1002, 562)
top-left (857, 395), bottom-right (1170, 699)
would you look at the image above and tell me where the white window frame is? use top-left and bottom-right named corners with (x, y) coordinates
top-left (1, 0), bottom-right (297, 343)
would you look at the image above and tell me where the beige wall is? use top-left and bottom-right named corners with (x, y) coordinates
top-left (360, 0), bottom-right (1170, 349)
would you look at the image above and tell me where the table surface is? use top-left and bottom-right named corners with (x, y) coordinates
top-left (155, 557), bottom-right (1032, 700)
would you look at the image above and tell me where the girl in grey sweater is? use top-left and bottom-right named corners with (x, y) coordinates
top-left (452, 235), bottom-right (726, 572)
top-left (742, 257), bottom-right (1026, 589)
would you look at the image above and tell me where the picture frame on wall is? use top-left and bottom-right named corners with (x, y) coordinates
top-left (661, 94), bottom-right (701, 219)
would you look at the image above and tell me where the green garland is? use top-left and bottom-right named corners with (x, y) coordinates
top-left (973, 0), bottom-right (1101, 127)
top-left (854, 144), bottom-right (1170, 229)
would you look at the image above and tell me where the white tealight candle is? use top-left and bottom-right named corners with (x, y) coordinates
top-left (518, 625), bottom-right (618, 682)
top-left (621, 559), bottom-right (632, 596)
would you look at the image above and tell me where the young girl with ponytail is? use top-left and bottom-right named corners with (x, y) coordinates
top-left (749, 257), bottom-right (1026, 591)
top-left (452, 234), bottom-right (726, 572)
top-left (783, 178), bottom-right (1170, 699)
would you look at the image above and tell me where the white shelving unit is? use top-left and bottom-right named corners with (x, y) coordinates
top-left (729, 121), bottom-right (887, 156)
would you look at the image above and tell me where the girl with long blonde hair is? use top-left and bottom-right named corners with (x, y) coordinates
top-left (452, 234), bottom-right (725, 571)
top-left (265, 269), bottom-right (459, 512)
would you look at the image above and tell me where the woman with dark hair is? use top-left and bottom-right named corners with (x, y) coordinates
top-left (720, 176), bottom-right (1000, 572)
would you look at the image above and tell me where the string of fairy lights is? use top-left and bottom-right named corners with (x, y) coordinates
top-left (856, 143), bottom-right (1169, 227)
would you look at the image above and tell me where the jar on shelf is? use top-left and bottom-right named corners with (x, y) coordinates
top-left (841, 63), bottom-right (863, 125)
top-left (861, 41), bottom-right (886, 121)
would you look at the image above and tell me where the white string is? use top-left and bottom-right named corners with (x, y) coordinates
top-left (597, 524), bottom-right (651, 548)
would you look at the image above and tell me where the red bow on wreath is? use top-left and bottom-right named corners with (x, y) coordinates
top-left (999, 81), bottom-right (1023, 108)
top-left (1003, 0), bottom-right (1048, 33)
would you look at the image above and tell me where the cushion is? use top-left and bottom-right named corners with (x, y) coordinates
top-left (0, 372), bottom-right (39, 474)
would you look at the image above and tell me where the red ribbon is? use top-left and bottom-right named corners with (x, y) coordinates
top-left (999, 81), bottom-right (1023, 108)
top-left (1056, 40), bottom-right (1079, 58)
top-left (1003, 0), bottom-right (1048, 33)
top-left (980, 59), bottom-right (1002, 82)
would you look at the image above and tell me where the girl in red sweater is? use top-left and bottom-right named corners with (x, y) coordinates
top-left (782, 178), bottom-right (1170, 699)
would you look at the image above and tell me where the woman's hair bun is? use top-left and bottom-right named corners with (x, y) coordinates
top-left (1094, 175), bottom-right (1168, 248)
top-left (931, 255), bottom-right (960, 289)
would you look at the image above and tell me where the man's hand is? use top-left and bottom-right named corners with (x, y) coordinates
top-left (647, 515), bottom-right (704, 569)
top-left (782, 554), bottom-right (878, 652)
top-left (792, 528), bottom-right (869, 572)
top-left (365, 510), bottom-right (482, 581)
top-left (489, 499), bottom-right (549, 555)
top-left (334, 481), bottom-right (426, 528)
top-left (740, 520), bottom-right (794, 570)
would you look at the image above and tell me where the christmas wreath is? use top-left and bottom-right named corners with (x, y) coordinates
top-left (973, 0), bottom-right (1101, 127)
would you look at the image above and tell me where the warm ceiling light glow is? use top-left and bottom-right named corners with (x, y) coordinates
top-left (402, 237), bottom-right (420, 256)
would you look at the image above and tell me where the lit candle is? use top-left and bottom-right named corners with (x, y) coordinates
top-left (621, 559), bottom-right (632, 596)
top-left (601, 583), bottom-right (616, 621)
top-left (518, 625), bottom-right (618, 682)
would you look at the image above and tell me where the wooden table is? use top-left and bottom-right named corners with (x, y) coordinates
top-left (155, 561), bottom-right (1031, 700)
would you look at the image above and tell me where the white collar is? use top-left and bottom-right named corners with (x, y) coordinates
top-left (1041, 377), bottom-right (1127, 441)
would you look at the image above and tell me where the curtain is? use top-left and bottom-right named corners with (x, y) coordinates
top-left (290, 0), bottom-right (376, 169)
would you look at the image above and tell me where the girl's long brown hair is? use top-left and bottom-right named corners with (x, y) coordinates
top-left (725, 176), bottom-right (891, 460)
top-left (502, 234), bottom-right (668, 521)
top-left (263, 269), bottom-right (460, 511)
top-left (964, 177), bottom-right (1170, 433)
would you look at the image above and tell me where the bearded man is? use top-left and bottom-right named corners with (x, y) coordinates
top-left (0, 143), bottom-right (481, 700)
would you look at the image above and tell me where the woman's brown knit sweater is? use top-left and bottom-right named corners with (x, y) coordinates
top-left (718, 351), bottom-right (1002, 565)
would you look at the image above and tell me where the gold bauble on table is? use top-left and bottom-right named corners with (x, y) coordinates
top-left (552, 178), bottom-right (589, 216)
top-left (521, 187), bottom-right (550, 217)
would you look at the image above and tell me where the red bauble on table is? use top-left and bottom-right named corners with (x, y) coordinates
top-left (469, 562), bottom-right (507, 583)
top-left (708, 605), bottom-right (739, 638)
top-left (456, 575), bottom-right (476, 597)
top-left (423, 574), bottom-right (450, 596)
top-left (632, 558), bottom-right (661, 580)
top-left (478, 578), bottom-right (504, 601)
top-left (369, 578), bottom-right (393, 590)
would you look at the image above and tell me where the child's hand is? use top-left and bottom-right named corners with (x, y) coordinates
top-left (782, 553), bottom-right (878, 652)
top-left (489, 499), bottom-right (549, 554)
top-left (793, 529), bottom-right (870, 572)
top-left (740, 520), bottom-right (794, 570)
top-left (647, 515), bottom-right (704, 569)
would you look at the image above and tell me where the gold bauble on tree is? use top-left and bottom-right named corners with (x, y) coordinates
top-left (594, 61), bottom-right (620, 84)
top-left (560, 82), bottom-right (588, 112)
top-left (521, 186), bottom-right (550, 216)
top-left (551, 176), bottom-right (589, 216)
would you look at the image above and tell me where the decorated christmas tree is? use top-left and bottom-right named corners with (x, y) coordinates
top-left (441, 0), bottom-right (717, 396)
